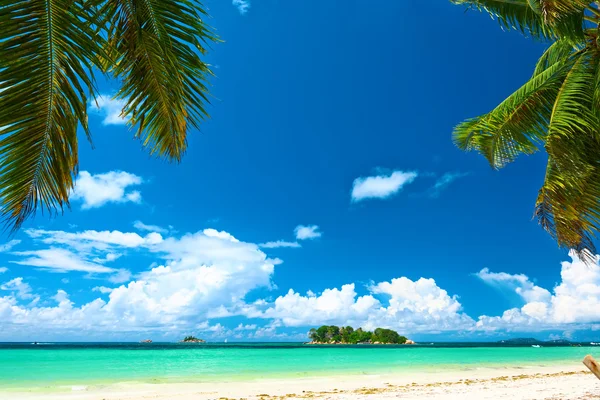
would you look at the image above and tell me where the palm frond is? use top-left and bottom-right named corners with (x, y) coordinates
top-left (533, 39), bottom-right (579, 76)
top-left (0, 0), bottom-right (100, 230)
top-left (453, 55), bottom-right (575, 168)
top-left (533, 0), bottom-right (589, 24)
top-left (536, 50), bottom-right (600, 260)
top-left (451, 0), bottom-right (585, 41)
top-left (102, 0), bottom-right (216, 161)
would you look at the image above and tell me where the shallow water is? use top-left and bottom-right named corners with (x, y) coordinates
top-left (0, 342), bottom-right (594, 389)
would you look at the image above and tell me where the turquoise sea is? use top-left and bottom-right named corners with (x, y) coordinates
top-left (0, 342), bottom-right (595, 391)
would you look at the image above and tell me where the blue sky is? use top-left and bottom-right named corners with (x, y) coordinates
top-left (0, 0), bottom-right (599, 342)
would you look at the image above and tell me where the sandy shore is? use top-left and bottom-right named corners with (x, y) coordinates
top-left (5, 364), bottom-right (600, 399)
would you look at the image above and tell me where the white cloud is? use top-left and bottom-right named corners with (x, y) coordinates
top-left (1, 277), bottom-right (36, 301)
top-left (72, 171), bottom-right (143, 209)
top-left (233, 0), bottom-right (250, 14)
top-left (351, 170), bottom-right (418, 202)
top-left (429, 172), bottom-right (469, 198)
top-left (0, 229), bottom-right (278, 339)
top-left (108, 269), bottom-right (132, 284)
top-left (0, 240), bottom-right (20, 252)
top-left (260, 277), bottom-right (474, 333)
top-left (0, 267), bottom-right (7, 274)
top-left (90, 95), bottom-right (128, 125)
top-left (93, 286), bottom-right (114, 294)
top-left (10, 229), bottom-right (164, 281)
top-left (133, 221), bottom-right (168, 234)
top-left (234, 323), bottom-right (257, 331)
top-left (9, 224), bottom-right (600, 340)
top-left (26, 229), bottom-right (162, 251)
top-left (93, 253), bottom-right (122, 263)
top-left (12, 248), bottom-right (116, 274)
top-left (476, 268), bottom-right (551, 303)
top-left (294, 225), bottom-right (322, 240)
top-left (259, 240), bottom-right (301, 249)
top-left (476, 252), bottom-right (600, 331)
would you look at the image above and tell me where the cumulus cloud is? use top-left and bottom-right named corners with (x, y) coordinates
top-left (233, 0), bottom-right (250, 14)
top-left (351, 170), bottom-right (418, 202)
top-left (294, 225), bottom-right (322, 240)
top-left (259, 240), bottom-right (301, 249)
top-left (7, 223), bottom-right (600, 340)
top-left (0, 229), bottom-right (279, 339)
top-left (89, 95), bottom-right (128, 125)
top-left (476, 252), bottom-right (600, 331)
top-left (133, 221), bottom-right (168, 234)
top-left (72, 171), bottom-right (143, 209)
top-left (0, 240), bottom-right (20, 252)
top-left (260, 277), bottom-right (474, 333)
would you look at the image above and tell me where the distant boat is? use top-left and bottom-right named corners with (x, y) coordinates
top-left (532, 345), bottom-right (541, 348)
top-left (591, 342), bottom-right (600, 346)
top-left (224, 339), bottom-right (228, 343)
top-left (140, 339), bottom-right (152, 344)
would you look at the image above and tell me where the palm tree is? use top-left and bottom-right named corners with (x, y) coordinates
top-left (452, 0), bottom-right (600, 261)
top-left (0, 0), bottom-right (215, 229)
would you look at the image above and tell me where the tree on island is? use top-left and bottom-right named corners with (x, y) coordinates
top-left (451, 0), bottom-right (600, 262)
top-left (0, 1), bottom-right (216, 230)
top-left (308, 325), bottom-right (408, 344)
top-left (181, 336), bottom-right (205, 343)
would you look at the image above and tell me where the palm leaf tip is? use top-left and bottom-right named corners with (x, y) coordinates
top-left (104, 0), bottom-right (216, 163)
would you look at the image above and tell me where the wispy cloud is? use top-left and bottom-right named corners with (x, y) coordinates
top-left (294, 225), bottom-right (322, 240)
top-left (89, 95), bottom-right (128, 125)
top-left (429, 172), bottom-right (469, 198)
top-left (351, 170), bottom-right (418, 202)
top-left (0, 267), bottom-right (7, 274)
top-left (133, 220), bottom-right (168, 234)
top-left (260, 240), bottom-right (301, 249)
top-left (0, 240), bottom-right (20, 252)
top-left (72, 171), bottom-right (143, 209)
top-left (12, 248), bottom-right (116, 274)
top-left (233, 0), bottom-right (250, 14)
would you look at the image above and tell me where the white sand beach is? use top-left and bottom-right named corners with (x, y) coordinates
top-left (6, 364), bottom-right (600, 400)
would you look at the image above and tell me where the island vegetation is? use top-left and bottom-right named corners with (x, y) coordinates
top-left (179, 336), bottom-right (205, 343)
top-left (308, 326), bottom-right (413, 345)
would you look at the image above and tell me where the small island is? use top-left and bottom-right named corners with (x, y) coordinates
top-left (139, 339), bottom-right (152, 344)
top-left (179, 336), bottom-right (206, 343)
top-left (307, 325), bottom-right (414, 345)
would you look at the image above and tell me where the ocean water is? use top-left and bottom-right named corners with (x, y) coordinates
top-left (0, 342), bottom-right (595, 390)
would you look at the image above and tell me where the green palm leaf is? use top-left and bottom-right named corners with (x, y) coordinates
top-left (533, 39), bottom-right (580, 76)
top-left (535, 50), bottom-right (600, 259)
top-left (0, 0), bottom-right (216, 230)
top-left (102, 0), bottom-right (216, 161)
top-left (451, 0), bottom-right (585, 41)
top-left (0, 0), bottom-right (101, 230)
top-left (453, 53), bottom-right (575, 168)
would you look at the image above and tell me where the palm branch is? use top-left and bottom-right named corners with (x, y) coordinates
top-left (0, 0), bottom-right (215, 230)
top-left (451, 0), bottom-right (586, 41)
top-left (453, 0), bottom-right (600, 260)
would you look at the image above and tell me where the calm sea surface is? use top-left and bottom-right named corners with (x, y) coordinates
top-left (0, 342), bottom-right (595, 390)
